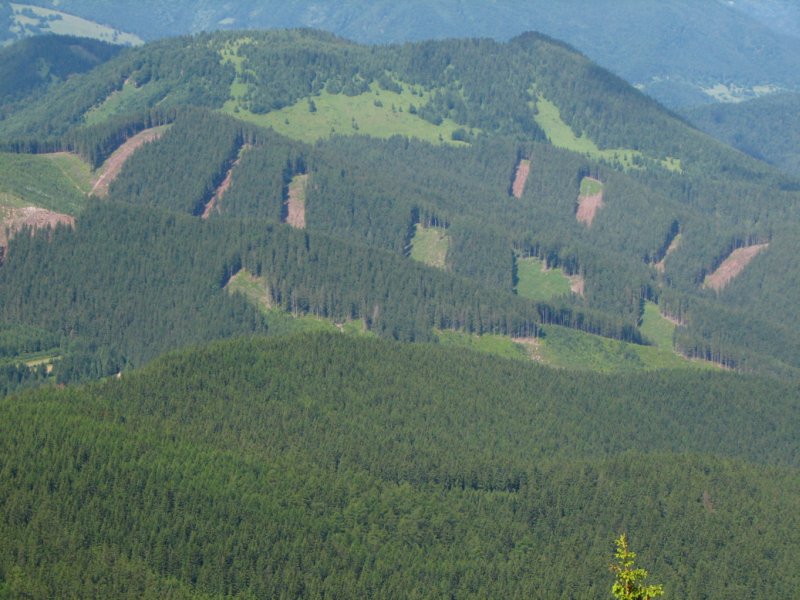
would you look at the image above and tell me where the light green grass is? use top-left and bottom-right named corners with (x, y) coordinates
top-left (436, 320), bottom-right (711, 372)
top-left (436, 329), bottom-right (530, 361)
top-left (10, 3), bottom-right (142, 45)
top-left (639, 301), bottom-right (676, 350)
top-left (533, 95), bottom-right (682, 172)
top-left (83, 80), bottom-right (165, 125)
top-left (222, 82), bottom-right (472, 145)
top-left (515, 256), bottom-right (571, 302)
top-left (226, 270), bottom-right (375, 337)
top-left (0, 152), bottom-right (89, 215)
top-left (538, 324), bottom-right (713, 372)
top-left (580, 177), bottom-right (604, 196)
top-left (410, 224), bottom-right (449, 269)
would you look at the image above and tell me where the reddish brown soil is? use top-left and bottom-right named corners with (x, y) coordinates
top-left (201, 145), bottom-right (250, 219)
top-left (0, 206), bottom-right (75, 247)
top-left (703, 243), bottom-right (768, 291)
top-left (655, 235), bottom-right (681, 272)
top-left (511, 159), bottom-right (531, 199)
top-left (576, 185), bottom-right (604, 226)
top-left (285, 174), bottom-right (308, 229)
top-left (91, 128), bottom-right (166, 197)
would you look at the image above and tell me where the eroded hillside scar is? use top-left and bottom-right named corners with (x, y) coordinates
top-left (511, 159), bottom-right (531, 198)
top-left (91, 127), bottom-right (167, 197)
top-left (576, 176), bottom-right (604, 226)
top-left (284, 173), bottom-right (308, 229)
top-left (703, 243), bottom-right (769, 291)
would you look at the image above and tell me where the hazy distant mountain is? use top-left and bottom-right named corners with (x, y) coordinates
top-left (684, 92), bottom-right (800, 177)
top-left (725, 0), bottom-right (800, 38)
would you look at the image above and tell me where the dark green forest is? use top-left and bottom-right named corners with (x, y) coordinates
top-left (0, 28), bottom-right (799, 597)
top-left (1, 334), bottom-right (798, 598)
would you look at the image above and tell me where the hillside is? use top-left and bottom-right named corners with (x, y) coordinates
top-left (1, 333), bottom-right (798, 597)
top-left (683, 92), bottom-right (800, 178)
top-left (9, 0), bottom-right (800, 107)
top-left (1, 30), bottom-right (799, 380)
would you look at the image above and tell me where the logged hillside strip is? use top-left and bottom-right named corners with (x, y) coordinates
top-left (511, 159), bottom-right (531, 198)
top-left (91, 127), bottom-right (166, 197)
top-left (576, 177), bottom-right (604, 226)
top-left (704, 243), bottom-right (769, 291)
top-left (0, 206), bottom-right (74, 248)
top-left (202, 144), bottom-right (250, 219)
top-left (284, 173), bottom-right (308, 229)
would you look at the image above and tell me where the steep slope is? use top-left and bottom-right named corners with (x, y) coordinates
top-left (1, 30), bottom-right (800, 377)
top-left (1, 333), bottom-right (798, 597)
top-left (15, 0), bottom-right (800, 107)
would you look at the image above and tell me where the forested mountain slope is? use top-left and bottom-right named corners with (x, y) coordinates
top-left (683, 92), bottom-right (800, 178)
top-left (1, 29), bottom-right (799, 379)
top-left (1, 333), bottom-right (798, 598)
top-left (9, 0), bottom-right (800, 107)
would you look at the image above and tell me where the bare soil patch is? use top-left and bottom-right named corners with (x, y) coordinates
top-left (91, 127), bottom-right (166, 197)
top-left (576, 179), bottom-right (604, 226)
top-left (703, 243), bottom-right (768, 292)
top-left (655, 234), bottom-right (681, 272)
top-left (285, 173), bottom-right (309, 229)
top-left (202, 146), bottom-right (249, 219)
top-left (0, 205), bottom-right (75, 248)
top-left (511, 159), bottom-right (531, 199)
top-left (569, 274), bottom-right (585, 296)
top-left (513, 336), bottom-right (544, 362)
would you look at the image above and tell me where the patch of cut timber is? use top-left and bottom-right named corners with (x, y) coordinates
top-left (569, 274), bottom-right (585, 296)
top-left (91, 127), bottom-right (167, 197)
top-left (576, 177), bottom-right (603, 226)
top-left (285, 173), bottom-right (308, 229)
top-left (0, 206), bottom-right (74, 247)
top-left (511, 159), bottom-right (531, 198)
top-left (513, 336), bottom-right (544, 362)
top-left (703, 243), bottom-right (769, 292)
top-left (655, 233), bottom-right (681, 272)
top-left (202, 145), bottom-right (249, 219)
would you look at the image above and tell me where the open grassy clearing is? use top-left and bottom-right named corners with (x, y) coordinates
top-left (435, 329), bottom-right (531, 361)
top-left (409, 224), bottom-right (449, 268)
top-left (640, 301), bottom-right (676, 349)
top-left (0, 152), bottom-right (89, 215)
top-left (533, 95), bottom-right (681, 172)
top-left (515, 256), bottom-right (571, 302)
top-left (537, 324), bottom-right (713, 372)
top-left (84, 80), bottom-right (164, 126)
top-left (580, 176), bottom-right (604, 196)
top-left (10, 3), bottom-right (142, 45)
top-left (222, 82), bottom-right (472, 145)
top-left (225, 270), bottom-right (374, 337)
top-left (436, 321), bottom-right (710, 372)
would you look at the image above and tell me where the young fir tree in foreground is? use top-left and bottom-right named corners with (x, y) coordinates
top-left (610, 534), bottom-right (664, 600)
